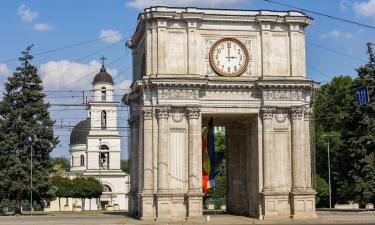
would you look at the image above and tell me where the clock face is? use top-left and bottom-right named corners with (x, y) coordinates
top-left (209, 38), bottom-right (249, 77)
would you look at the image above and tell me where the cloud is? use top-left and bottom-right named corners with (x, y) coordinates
top-left (17, 4), bottom-right (39, 22)
top-left (320, 30), bottom-right (353, 40)
top-left (126, 0), bottom-right (247, 10)
top-left (0, 64), bottom-right (11, 77)
top-left (33, 23), bottom-right (53, 32)
top-left (99, 29), bottom-right (122, 44)
top-left (353, 0), bottom-right (375, 17)
top-left (340, 0), bottom-right (351, 11)
top-left (115, 79), bottom-right (133, 93)
top-left (39, 60), bottom-right (118, 91)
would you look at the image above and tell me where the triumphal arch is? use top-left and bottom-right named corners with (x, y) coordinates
top-left (124, 6), bottom-right (317, 220)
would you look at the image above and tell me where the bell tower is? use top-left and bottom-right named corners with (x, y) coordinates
top-left (86, 58), bottom-right (121, 172)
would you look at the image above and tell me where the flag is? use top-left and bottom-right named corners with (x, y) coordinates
top-left (202, 118), bottom-right (215, 193)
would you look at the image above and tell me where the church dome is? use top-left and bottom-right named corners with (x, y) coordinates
top-left (93, 66), bottom-right (113, 84)
top-left (70, 119), bottom-right (90, 145)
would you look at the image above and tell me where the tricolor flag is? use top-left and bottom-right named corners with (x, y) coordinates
top-left (202, 118), bottom-right (215, 194)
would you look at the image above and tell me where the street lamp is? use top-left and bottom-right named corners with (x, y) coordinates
top-left (28, 136), bottom-right (34, 215)
top-left (323, 134), bottom-right (332, 209)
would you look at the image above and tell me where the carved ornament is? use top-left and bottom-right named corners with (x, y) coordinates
top-left (141, 107), bottom-right (153, 120)
top-left (186, 107), bottom-right (200, 120)
top-left (159, 89), bottom-right (199, 99)
top-left (263, 90), bottom-right (303, 101)
top-left (156, 106), bottom-right (170, 119)
top-left (290, 106), bottom-right (303, 120)
top-left (260, 107), bottom-right (276, 120)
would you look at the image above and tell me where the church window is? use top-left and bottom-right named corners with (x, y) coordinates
top-left (101, 87), bottom-right (106, 101)
top-left (80, 155), bottom-right (84, 166)
top-left (71, 156), bottom-right (74, 167)
top-left (99, 152), bottom-right (110, 169)
top-left (103, 184), bottom-right (112, 192)
top-left (101, 110), bottom-right (107, 129)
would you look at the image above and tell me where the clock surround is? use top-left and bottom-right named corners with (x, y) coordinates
top-left (209, 38), bottom-right (249, 77)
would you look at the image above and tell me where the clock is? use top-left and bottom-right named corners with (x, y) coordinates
top-left (209, 38), bottom-right (249, 77)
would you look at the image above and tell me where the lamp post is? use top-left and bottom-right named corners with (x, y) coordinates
top-left (323, 134), bottom-right (332, 209)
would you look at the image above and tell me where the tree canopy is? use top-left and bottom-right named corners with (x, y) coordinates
top-left (0, 46), bottom-right (58, 214)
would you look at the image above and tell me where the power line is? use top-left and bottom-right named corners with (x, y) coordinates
top-left (0, 28), bottom-right (134, 64)
top-left (262, 0), bottom-right (375, 30)
top-left (307, 41), bottom-right (367, 63)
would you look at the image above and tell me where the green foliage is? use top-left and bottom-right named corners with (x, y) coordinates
top-left (120, 159), bottom-right (129, 173)
top-left (314, 60), bottom-right (375, 206)
top-left (50, 157), bottom-right (70, 175)
top-left (0, 46), bottom-right (59, 214)
top-left (214, 132), bottom-right (225, 177)
top-left (315, 175), bottom-right (329, 207)
top-left (343, 60), bottom-right (375, 205)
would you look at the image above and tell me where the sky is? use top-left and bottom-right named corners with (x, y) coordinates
top-left (0, 0), bottom-right (374, 159)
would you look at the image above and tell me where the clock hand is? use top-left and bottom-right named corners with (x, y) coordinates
top-left (227, 46), bottom-right (231, 62)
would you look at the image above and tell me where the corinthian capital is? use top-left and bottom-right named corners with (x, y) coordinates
top-left (260, 107), bottom-right (276, 120)
top-left (156, 106), bottom-right (170, 119)
top-left (303, 107), bottom-right (312, 121)
top-left (290, 106), bottom-right (303, 120)
top-left (186, 106), bottom-right (200, 119)
top-left (141, 107), bottom-right (153, 120)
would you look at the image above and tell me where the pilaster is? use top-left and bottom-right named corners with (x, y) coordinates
top-left (140, 107), bottom-right (154, 220)
top-left (155, 106), bottom-right (172, 220)
top-left (186, 106), bottom-right (203, 219)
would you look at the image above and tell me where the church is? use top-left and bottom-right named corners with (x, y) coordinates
top-left (47, 64), bottom-right (129, 211)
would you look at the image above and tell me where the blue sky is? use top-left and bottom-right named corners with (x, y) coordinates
top-left (0, 0), bottom-right (374, 159)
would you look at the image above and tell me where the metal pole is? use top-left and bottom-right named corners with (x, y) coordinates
top-left (30, 142), bottom-right (33, 215)
top-left (327, 138), bottom-right (332, 208)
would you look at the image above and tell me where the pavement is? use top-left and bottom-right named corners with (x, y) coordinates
top-left (0, 211), bottom-right (374, 225)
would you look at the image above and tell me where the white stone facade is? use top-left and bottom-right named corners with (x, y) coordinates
top-left (48, 66), bottom-right (129, 211)
top-left (124, 6), bottom-right (317, 220)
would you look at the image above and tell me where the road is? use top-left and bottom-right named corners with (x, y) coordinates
top-left (0, 211), bottom-right (374, 225)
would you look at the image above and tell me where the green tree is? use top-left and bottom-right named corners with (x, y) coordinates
top-left (343, 58), bottom-right (375, 205)
top-left (313, 75), bottom-right (354, 205)
top-left (50, 176), bottom-right (72, 211)
top-left (120, 159), bottom-right (130, 173)
top-left (71, 177), bottom-right (102, 210)
top-left (0, 46), bottom-right (59, 214)
top-left (50, 157), bottom-right (70, 176)
top-left (315, 175), bottom-right (329, 207)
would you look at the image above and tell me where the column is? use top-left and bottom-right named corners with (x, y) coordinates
top-left (156, 106), bottom-right (170, 191)
top-left (128, 117), bottom-right (139, 216)
top-left (140, 107), bottom-right (154, 220)
top-left (290, 106), bottom-right (305, 190)
top-left (290, 106), bottom-right (317, 218)
top-left (304, 107), bottom-right (313, 189)
top-left (260, 107), bottom-right (275, 191)
top-left (186, 106), bottom-right (203, 219)
top-left (155, 106), bottom-right (171, 220)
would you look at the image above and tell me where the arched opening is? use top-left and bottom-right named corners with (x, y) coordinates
top-left (80, 155), bottom-right (85, 166)
top-left (101, 87), bottom-right (106, 101)
top-left (103, 184), bottom-right (112, 192)
top-left (71, 155), bottom-right (74, 167)
top-left (101, 110), bottom-right (107, 129)
top-left (99, 145), bottom-right (110, 169)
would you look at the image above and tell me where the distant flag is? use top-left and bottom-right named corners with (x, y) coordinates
top-left (202, 118), bottom-right (215, 194)
top-left (356, 86), bottom-right (369, 105)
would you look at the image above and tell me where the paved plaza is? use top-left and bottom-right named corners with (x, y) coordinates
top-left (0, 211), bottom-right (374, 225)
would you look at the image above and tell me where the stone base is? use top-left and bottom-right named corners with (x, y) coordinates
top-left (261, 191), bottom-right (290, 219)
top-left (155, 193), bottom-right (172, 221)
top-left (290, 189), bottom-right (318, 219)
top-left (139, 193), bottom-right (154, 221)
top-left (186, 192), bottom-right (203, 220)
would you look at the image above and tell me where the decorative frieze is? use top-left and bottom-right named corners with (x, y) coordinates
top-left (186, 107), bottom-right (200, 119)
top-left (260, 107), bottom-right (276, 120)
top-left (158, 89), bottom-right (199, 100)
top-left (263, 90), bottom-right (303, 101)
top-left (290, 106), bottom-right (303, 120)
top-left (156, 106), bottom-right (170, 119)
